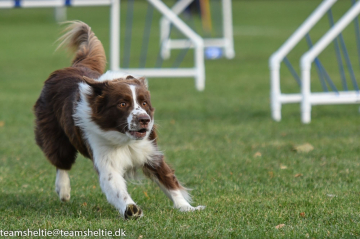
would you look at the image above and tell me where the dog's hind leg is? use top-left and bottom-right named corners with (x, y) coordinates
top-left (34, 112), bottom-right (77, 202)
top-left (55, 169), bottom-right (71, 202)
top-left (50, 141), bottom-right (76, 202)
top-left (36, 130), bottom-right (76, 202)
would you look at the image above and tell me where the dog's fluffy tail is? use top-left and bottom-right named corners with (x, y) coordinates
top-left (57, 21), bottom-right (106, 74)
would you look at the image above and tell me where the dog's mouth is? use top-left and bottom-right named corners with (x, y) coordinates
top-left (128, 128), bottom-right (148, 139)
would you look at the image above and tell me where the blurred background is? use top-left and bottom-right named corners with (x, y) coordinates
top-left (0, 0), bottom-right (360, 237)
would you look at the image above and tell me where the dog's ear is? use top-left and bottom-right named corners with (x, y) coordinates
top-left (83, 76), bottom-right (107, 96)
top-left (83, 76), bottom-right (108, 113)
top-left (125, 75), bottom-right (135, 80)
top-left (125, 75), bottom-right (148, 89)
top-left (138, 77), bottom-right (148, 89)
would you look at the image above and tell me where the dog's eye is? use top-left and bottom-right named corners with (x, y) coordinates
top-left (142, 101), bottom-right (147, 106)
top-left (119, 102), bottom-right (126, 108)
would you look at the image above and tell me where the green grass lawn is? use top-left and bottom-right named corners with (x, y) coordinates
top-left (1, 1), bottom-right (360, 238)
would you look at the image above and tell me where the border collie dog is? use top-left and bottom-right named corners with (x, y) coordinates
top-left (34, 21), bottom-right (204, 219)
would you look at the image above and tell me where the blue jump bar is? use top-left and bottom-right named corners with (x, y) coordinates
top-left (12, 0), bottom-right (72, 8)
top-left (14, 0), bottom-right (21, 7)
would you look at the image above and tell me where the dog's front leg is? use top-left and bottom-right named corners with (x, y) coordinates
top-left (143, 155), bottom-right (205, 212)
top-left (95, 162), bottom-right (143, 219)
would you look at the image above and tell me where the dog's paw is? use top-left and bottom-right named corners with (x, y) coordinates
top-left (124, 204), bottom-right (143, 220)
top-left (179, 205), bottom-right (206, 212)
top-left (55, 185), bottom-right (71, 202)
top-left (55, 169), bottom-right (71, 202)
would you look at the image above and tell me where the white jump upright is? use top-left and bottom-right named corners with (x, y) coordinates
top-left (110, 0), bottom-right (120, 72)
top-left (114, 0), bottom-right (206, 91)
top-left (300, 0), bottom-right (360, 123)
top-left (160, 0), bottom-right (235, 60)
top-left (54, 7), bottom-right (66, 22)
top-left (269, 0), bottom-right (337, 122)
top-left (160, 0), bottom-right (194, 59)
top-left (0, 0), bottom-right (206, 91)
top-left (270, 0), bottom-right (360, 123)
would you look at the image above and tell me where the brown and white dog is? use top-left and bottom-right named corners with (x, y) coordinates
top-left (33, 21), bottom-right (204, 219)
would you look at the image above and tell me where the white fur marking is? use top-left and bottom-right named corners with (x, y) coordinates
top-left (92, 141), bottom-right (160, 217)
top-left (127, 85), bottom-right (149, 130)
top-left (169, 189), bottom-right (205, 211)
top-left (96, 70), bottom-right (143, 82)
top-left (154, 179), bottom-right (205, 212)
top-left (55, 169), bottom-right (71, 202)
top-left (96, 71), bottom-right (128, 82)
top-left (126, 85), bottom-right (154, 140)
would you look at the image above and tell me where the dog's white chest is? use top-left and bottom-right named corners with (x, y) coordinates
top-left (93, 139), bottom-right (157, 174)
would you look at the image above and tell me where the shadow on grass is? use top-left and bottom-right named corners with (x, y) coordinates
top-left (0, 192), bottom-right (116, 220)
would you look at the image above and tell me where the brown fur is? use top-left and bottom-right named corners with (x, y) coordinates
top-left (34, 21), bottom-right (106, 169)
top-left (142, 125), bottom-right (182, 190)
top-left (34, 67), bottom-right (100, 169)
top-left (57, 21), bottom-right (106, 74)
top-left (82, 76), bottom-right (154, 133)
top-left (143, 156), bottom-right (183, 190)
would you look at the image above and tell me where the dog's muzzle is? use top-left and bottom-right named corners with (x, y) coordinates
top-left (128, 114), bottom-right (151, 139)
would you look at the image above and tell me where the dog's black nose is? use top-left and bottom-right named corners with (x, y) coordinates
top-left (138, 114), bottom-right (150, 126)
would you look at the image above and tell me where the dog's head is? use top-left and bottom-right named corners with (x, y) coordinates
top-left (83, 75), bottom-right (154, 140)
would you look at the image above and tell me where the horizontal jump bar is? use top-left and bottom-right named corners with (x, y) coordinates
top-left (166, 38), bottom-right (229, 49)
top-left (116, 68), bottom-right (197, 78)
top-left (0, 0), bottom-right (112, 8)
top-left (279, 91), bottom-right (360, 105)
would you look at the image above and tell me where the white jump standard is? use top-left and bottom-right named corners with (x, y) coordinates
top-left (270, 0), bottom-right (360, 123)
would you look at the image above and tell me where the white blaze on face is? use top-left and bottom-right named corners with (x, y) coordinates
top-left (127, 85), bottom-right (150, 130)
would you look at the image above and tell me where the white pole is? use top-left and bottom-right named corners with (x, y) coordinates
top-left (302, 1), bottom-right (360, 64)
top-left (160, 0), bottom-right (194, 59)
top-left (0, 2), bottom-right (13, 8)
top-left (269, 0), bottom-right (337, 121)
top-left (160, 18), bottom-right (172, 59)
top-left (270, 0), bottom-right (337, 67)
top-left (147, 0), bottom-right (205, 91)
top-left (300, 0), bottom-right (360, 123)
top-left (110, 0), bottom-right (120, 71)
top-left (270, 69), bottom-right (282, 121)
top-left (222, 0), bottom-right (235, 59)
top-left (195, 42), bottom-right (205, 91)
top-left (301, 66), bottom-right (312, 124)
top-left (54, 7), bottom-right (67, 22)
